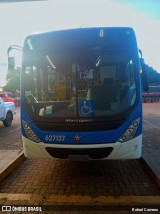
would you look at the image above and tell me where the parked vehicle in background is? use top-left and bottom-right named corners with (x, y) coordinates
top-left (142, 86), bottom-right (160, 102)
top-left (0, 92), bottom-right (18, 106)
top-left (0, 97), bottom-right (16, 126)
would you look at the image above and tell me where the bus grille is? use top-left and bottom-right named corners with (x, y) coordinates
top-left (45, 147), bottom-right (113, 159)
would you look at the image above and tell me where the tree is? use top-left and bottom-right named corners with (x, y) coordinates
top-left (145, 64), bottom-right (160, 85)
top-left (3, 67), bottom-right (21, 93)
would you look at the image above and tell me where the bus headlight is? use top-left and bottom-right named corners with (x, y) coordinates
top-left (22, 120), bottom-right (41, 143)
top-left (118, 118), bottom-right (140, 143)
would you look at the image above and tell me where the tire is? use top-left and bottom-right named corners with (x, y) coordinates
top-left (151, 97), bottom-right (160, 102)
top-left (145, 97), bottom-right (151, 103)
top-left (156, 97), bottom-right (160, 102)
top-left (3, 111), bottom-right (13, 127)
top-left (151, 97), bottom-right (157, 102)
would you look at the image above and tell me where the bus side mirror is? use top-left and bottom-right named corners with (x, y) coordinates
top-left (140, 58), bottom-right (149, 92)
top-left (8, 56), bottom-right (15, 70)
top-left (7, 45), bottom-right (22, 70)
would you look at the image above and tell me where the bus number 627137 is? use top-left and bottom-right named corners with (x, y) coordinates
top-left (45, 135), bottom-right (65, 142)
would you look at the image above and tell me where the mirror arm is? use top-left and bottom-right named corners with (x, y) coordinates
top-left (7, 45), bottom-right (22, 56)
top-left (7, 45), bottom-right (23, 70)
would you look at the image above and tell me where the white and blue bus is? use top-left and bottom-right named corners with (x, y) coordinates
top-left (10, 27), bottom-right (148, 160)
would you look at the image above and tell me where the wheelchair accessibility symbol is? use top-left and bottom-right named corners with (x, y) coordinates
top-left (79, 100), bottom-right (95, 116)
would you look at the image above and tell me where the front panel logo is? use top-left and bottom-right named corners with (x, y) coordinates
top-left (74, 135), bottom-right (81, 142)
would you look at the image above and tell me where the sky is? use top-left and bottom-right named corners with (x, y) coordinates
top-left (0, 0), bottom-right (160, 86)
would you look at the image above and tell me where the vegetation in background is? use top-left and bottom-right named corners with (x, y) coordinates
top-left (145, 64), bottom-right (160, 85)
top-left (3, 67), bottom-right (21, 93)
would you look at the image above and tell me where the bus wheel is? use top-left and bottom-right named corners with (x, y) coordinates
top-left (145, 97), bottom-right (151, 103)
top-left (3, 112), bottom-right (13, 127)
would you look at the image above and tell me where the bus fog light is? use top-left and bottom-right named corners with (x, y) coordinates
top-left (118, 118), bottom-right (140, 143)
top-left (22, 120), bottom-right (41, 143)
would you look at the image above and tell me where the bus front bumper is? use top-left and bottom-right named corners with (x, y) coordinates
top-left (22, 134), bottom-right (142, 160)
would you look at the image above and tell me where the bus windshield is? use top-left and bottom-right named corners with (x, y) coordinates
top-left (22, 47), bottom-right (137, 122)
